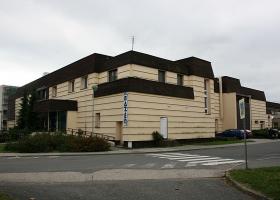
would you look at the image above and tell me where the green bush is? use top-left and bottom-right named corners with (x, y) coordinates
top-left (152, 131), bottom-right (164, 146)
top-left (0, 128), bottom-right (31, 143)
top-left (4, 133), bottom-right (110, 153)
top-left (252, 129), bottom-right (269, 138)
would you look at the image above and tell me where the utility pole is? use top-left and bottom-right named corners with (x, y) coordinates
top-left (239, 98), bottom-right (248, 169)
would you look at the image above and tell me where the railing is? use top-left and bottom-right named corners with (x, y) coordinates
top-left (66, 128), bottom-right (115, 141)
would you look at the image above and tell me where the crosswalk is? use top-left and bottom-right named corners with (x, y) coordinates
top-left (147, 152), bottom-right (244, 167)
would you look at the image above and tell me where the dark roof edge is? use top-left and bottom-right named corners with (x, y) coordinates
top-left (95, 77), bottom-right (195, 99)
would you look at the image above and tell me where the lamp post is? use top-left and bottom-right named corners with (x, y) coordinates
top-left (92, 85), bottom-right (98, 134)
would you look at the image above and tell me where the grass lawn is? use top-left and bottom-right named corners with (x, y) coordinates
top-left (230, 167), bottom-right (280, 200)
top-left (0, 193), bottom-right (13, 200)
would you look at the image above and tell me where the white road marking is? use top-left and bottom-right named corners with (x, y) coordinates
top-left (203, 160), bottom-right (244, 166)
top-left (187, 159), bottom-right (234, 164)
top-left (185, 163), bottom-right (197, 167)
top-left (177, 157), bottom-right (221, 162)
top-left (161, 163), bottom-right (176, 169)
top-left (123, 164), bottom-right (136, 168)
top-left (48, 156), bottom-right (60, 159)
top-left (142, 163), bottom-right (156, 168)
top-left (7, 157), bottom-right (20, 159)
top-left (147, 153), bottom-right (244, 167)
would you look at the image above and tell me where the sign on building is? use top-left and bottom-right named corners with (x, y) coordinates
top-left (239, 98), bottom-right (245, 119)
top-left (123, 92), bottom-right (128, 127)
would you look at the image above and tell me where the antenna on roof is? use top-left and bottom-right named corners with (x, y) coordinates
top-left (131, 36), bottom-right (135, 51)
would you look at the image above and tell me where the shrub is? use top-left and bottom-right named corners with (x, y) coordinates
top-left (252, 129), bottom-right (269, 138)
top-left (152, 131), bottom-right (164, 146)
top-left (4, 133), bottom-right (110, 153)
top-left (0, 128), bottom-right (31, 143)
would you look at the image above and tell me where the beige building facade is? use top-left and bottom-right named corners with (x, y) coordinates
top-left (7, 51), bottom-right (279, 145)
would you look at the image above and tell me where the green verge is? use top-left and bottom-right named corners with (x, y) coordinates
top-left (230, 167), bottom-right (280, 200)
top-left (0, 193), bottom-right (13, 200)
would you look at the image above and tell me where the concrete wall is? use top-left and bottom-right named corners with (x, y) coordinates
top-left (222, 93), bottom-right (237, 130)
top-left (251, 99), bottom-right (268, 130)
top-left (122, 92), bottom-right (215, 141)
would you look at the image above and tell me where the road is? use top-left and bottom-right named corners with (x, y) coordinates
top-left (0, 140), bottom-right (279, 199)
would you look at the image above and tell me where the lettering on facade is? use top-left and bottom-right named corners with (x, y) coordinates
top-left (123, 92), bottom-right (128, 127)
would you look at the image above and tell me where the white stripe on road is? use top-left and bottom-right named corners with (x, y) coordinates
top-left (202, 160), bottom-right (244, 166)
top-left (187, 159), bottom-right (234, 164)
top-left (177, 157), bottom-right (222, 162)
top-left (157, 156), bottom-right (210, 160)
top-left (185, 163), bottom-right (197, 167)
top-left (142, 163), bottom-right (156, 168)
top-left (7, 157), bottom-right (20, 159)
top-left (123, 164), bottom-right (136, 168)
top-left (161, 163), bottom-right (176, 169)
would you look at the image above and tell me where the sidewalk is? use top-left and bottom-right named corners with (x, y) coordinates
top-left (0, 139), bottom-right (278, 157)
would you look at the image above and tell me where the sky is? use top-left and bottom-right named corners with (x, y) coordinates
top-left (0, 0), bottom-right (280, 102)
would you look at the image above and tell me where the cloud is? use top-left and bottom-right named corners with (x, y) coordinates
top-left (0, 0), bottom-right (280, 101)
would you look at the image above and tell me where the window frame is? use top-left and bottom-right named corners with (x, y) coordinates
top-left (81, 76), bottom-right (88, 90)
top-left (108, 69), bottom-right (118, 82)
top-left (177, 74), bottom-right (184, 86)
top-left (95, 113), bottom-right (101, 128)
top-left (52, 86), bottom-right (57, 97)
top-left (68, 80), bottom-right (75, 93)
top-left (158, 70), bottom-right (166, 83)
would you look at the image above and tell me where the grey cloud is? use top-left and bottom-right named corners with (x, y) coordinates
top-left (0, 0), bottom-right (279, 101)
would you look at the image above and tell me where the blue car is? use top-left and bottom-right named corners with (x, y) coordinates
top-left (216, 129), bottom-right (252, 139)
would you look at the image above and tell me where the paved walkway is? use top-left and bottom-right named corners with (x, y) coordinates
top-left (0, 139), bottom-right (278, 157)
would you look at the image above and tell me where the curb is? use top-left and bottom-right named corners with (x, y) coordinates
top-left (225, 170), bottom-right (270, 200)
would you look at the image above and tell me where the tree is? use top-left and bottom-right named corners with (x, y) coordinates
top-left (16, 92), bottom-right (28, 129)
top-left (16, 90), bottom-right (38, 130)
top-left (26, 90), bottom-right (38, 130)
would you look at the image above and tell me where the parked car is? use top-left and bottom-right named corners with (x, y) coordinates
top-left (268, 129), bottom-right (279, 139)
top-left (216, 129), bottom-right (252, 139)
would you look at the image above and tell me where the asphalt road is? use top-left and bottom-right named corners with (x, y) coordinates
top-left (0, 140), bottom-right (279, 173)
top-left (0, 178), bottom-right (254, 200)
top-left (0, 140), bottom-right (279, 200)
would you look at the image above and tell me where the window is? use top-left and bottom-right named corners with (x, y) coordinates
top-left (81, 76), bottom-right (88, 89)
top-left (260, 121), bottom-right (265, 129)
top-left (68, 80), bottom-right (75, 93)
top-left (158, 70), bottom-right (166, 83)
top-left (204, 79), bottom-right (211, 114)
top-left (37, 88), bottom-right (48, 100)
top-left (52, 86), bottom-right (57, 97)
top-left (177, 74), bottom-right (183, 86)
top-left (95, 113), bottom-right (100, 128)
top-left (108, 69), bottom-right (117, 82)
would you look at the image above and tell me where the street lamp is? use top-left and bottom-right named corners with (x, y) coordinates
top-left (92, 85), bottom-right (98, 134)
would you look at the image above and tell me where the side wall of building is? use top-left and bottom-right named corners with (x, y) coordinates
top-left (251, 99), bottom-right (268, 130)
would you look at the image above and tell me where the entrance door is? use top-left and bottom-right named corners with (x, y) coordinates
top-left (116, 121), bottom-right (123, 144)
top-left (160, 117), bottom-right (168, 139)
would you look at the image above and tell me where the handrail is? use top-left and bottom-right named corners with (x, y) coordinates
top-left (66, 128), bottom-right (115, 141)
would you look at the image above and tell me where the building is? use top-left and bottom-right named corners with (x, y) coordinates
top-left (266, 101), bottom-right (280, 128)
top-left (0, 85), bottom-right (17, 130)
top-left (7, 50), bottom-right (280, 145)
